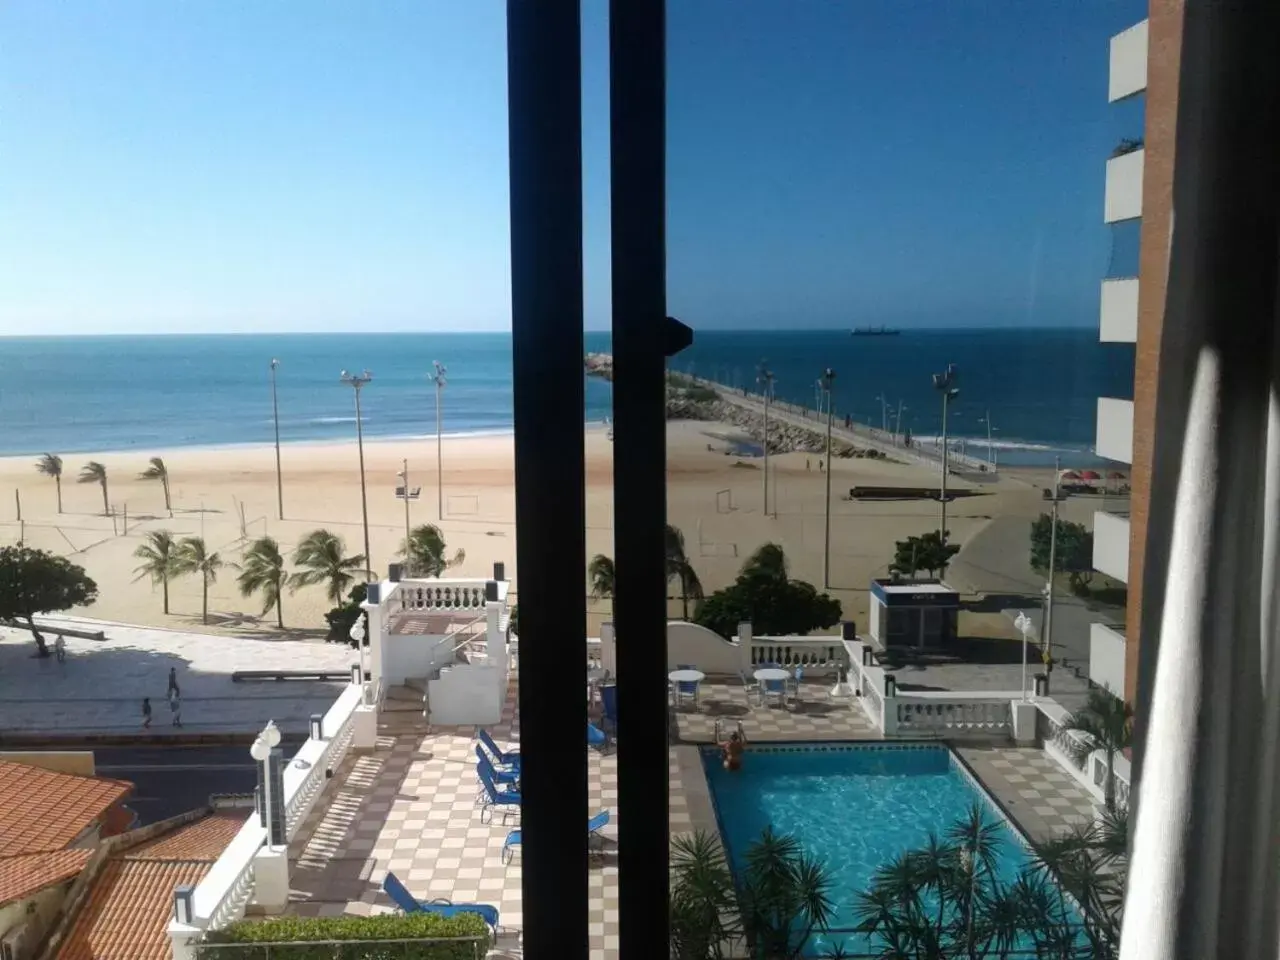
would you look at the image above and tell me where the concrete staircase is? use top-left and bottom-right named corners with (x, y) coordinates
top-left (379, 678), bottom-right (430, 738)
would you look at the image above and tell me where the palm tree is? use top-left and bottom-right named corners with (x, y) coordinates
top-left (290, 529), bottom-right (366, 604)
top-left (1061, 686), bottom-right (1133, 811)
top-left (77, 461), bottom-right (109, 514)
top-left (400, 523), bottom-right (464, 577)
top-left (173, 536), bottom-right (223, 625)
top-left (587, 554), bottom-right (615, 603)
top-left (742, 542), bottom-right (788, 581)
top-left (35, 454), bottom-right (64, 513)
top-left (139, 456), bottom-right (172, 516)
top-left (237, 536), bottom-right (287, 628)
top-left (132, 530), bottom-right (179, 615)
top-left (664, 524), bottom-right (704, 619)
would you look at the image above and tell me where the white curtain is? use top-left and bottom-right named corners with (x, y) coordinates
top-left (1120, 2), bottom-right (1280, 957)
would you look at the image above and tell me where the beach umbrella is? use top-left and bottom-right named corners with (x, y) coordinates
top-left (1079, 469), bottom-right (1102, 480)
top-left (1059, 469), bottom-right (1081, 480)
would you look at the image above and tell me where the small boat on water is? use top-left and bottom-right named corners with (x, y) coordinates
top-left (851, 325), bottom-right (901, 336)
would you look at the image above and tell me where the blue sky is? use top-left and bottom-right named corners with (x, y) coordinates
top-left (0, 1), bottom-right (1143, 336)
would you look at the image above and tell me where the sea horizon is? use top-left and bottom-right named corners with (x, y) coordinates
top-left (0, 329), bottom-right (1132, 465)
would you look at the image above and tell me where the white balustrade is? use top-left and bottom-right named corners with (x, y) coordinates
top-left (750, 636), bottom-right (846, 673)
top-left (190, 818), bottom-right (267, 931)
top-left (895, 698), bottom-right (1012, 733)
top-left (184, 679), bottom-right (365, 936)
top-left (283, 683), bottom-right (363, 837)
top-left (398, 578), bottom-right (492, 612)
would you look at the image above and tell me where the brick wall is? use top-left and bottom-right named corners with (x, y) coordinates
top-left (1126, 0), bottom-right (1184, 706)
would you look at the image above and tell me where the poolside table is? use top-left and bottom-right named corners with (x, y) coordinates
top-left (668, 668), bottom-right (705, 709)
top-left (753, 667), bottom-right (792, 707)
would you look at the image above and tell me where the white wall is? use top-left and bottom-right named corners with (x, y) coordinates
top-left (1093, 511), bottom-right (1131, 584)
top-left (1100, 278), bottom-right (1139, 343)
top-left (1089, 623), bottom-right (1127, 695)
top-left (428, 664), bottom-right (503, 725)
top-left (1109, 20), bottom-right (1149, 102)
top-left (666, 621), bottom-right (743, 675)
top-left (1095, 397), bottom-right (1134, 464)
top-left (383, 633), bottom-right (455, 686)
top-left (1104, 149), bottom-right (1145, 223)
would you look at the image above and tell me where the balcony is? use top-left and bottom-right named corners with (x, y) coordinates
top-left (1089, 623), bottom-right (1127, 697)
top-left (1104, 148), bottom-right (1145, 223)
top-left (1108, 20), bottom-right (1149, 102)
top-left (1096, 396), bottom-right (1134, 464)
top-left (1093, 511), bottom-right (1131, 584)
top-left (1100, 277), bottom-right (1139, 343)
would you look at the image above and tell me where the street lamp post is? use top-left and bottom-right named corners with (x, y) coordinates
top-left (822, 369), bottom-right (836, 588)
top-left (1042, 456), bottom-right (1062, 675)
top-left (931, 364), bottom-right (959, 544)
top-left (978, 409), bottom-right (998, 471)
top-left (270, 359), bottom-right (283, 520)
top-left (876, 394), bottom-right (889, 434)
top-left (340, 369), bottom-right (374, 580)
top-left (1014, 611), bottom-right (1034, 700)
top-left (249, 720), bottom-right (283, 847)
top-left (757, 362), bottom-right (775, 518)
top-left (430, 361), bottom-right (447, 520)
top-left (399, 459), bottom-right (411, 549)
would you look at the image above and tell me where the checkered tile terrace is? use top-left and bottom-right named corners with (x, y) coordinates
top-left (285, 679), bottom-right (1098, 959)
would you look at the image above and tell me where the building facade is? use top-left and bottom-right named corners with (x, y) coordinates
top-left (1091, 0), bottom-right (1185, 707)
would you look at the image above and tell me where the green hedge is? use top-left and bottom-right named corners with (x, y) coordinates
top-left (199, 913), bottom-right (491, 960)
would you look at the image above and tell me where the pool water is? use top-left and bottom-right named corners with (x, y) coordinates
top-left (702, 743), bottom-right (1068, 955)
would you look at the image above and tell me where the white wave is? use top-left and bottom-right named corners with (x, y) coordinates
top-left (309, 416), bottom-right (360, 424)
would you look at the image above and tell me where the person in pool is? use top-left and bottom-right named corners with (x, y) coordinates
top-left (722, 730), bottom-right (745, 772)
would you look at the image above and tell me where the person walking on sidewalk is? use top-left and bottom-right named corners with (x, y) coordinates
top-left (167, 667), bottom-right (180, 699)
top-left (169, 693), bottom-right (183, 728)
top-left (141, 697), bottom-right (152, 730)
top-left (54, 634), bottom-right (66, 663)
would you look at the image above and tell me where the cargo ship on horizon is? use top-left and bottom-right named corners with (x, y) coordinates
top-left (851, 325), bottom-right (901, 336)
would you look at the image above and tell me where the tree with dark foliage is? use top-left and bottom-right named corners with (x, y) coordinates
top-left (0, 546), bottom-right (98, 657)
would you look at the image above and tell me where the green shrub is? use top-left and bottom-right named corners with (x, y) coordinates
top-left (200, 912), bottom-right (490, 960)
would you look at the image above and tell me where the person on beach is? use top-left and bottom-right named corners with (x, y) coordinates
top-left (142, 697), bottom-right (152, 729)
top-left (806, 458), bottom-right (811, 471)
top-left (818, 459), bottom-right (824, 473)
top-left (54, 634), bottom-right (66, 663)
top-left (722, 730), bottom-right (745, 772)
top-left (167, 667), bottom-right (180, 699)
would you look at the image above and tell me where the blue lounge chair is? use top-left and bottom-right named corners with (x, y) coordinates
top-left (383, 871), bottom-right (500, 931)
top-left (475, 746), bottom-right (518, 803)
top-left (478, 729), bottom-right (520, 769)
top-left (600, 683), bottom-right (618, 737)
top-left (501, 809), bottom-right (612, 864)
top-left (587, 721), bottom-right (608, 749)
top-left (477, 762), bottom-right (521, 824)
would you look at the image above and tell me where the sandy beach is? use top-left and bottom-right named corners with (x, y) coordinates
top-left (0, 421), bottom-right (1076, 639)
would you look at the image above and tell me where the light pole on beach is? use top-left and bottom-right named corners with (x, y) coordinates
top-left (757, 362), bottom-right (775, 518)
top-left (821, 368), bottom-right (836, 588)
top-left (1041, 456), bottom-right (1062, 678)
top-left (931, 364), bottom-right (959, 546)
top-left (430, 361), bottom-right (447, 520)
top-left (876, 394), bottom-right (889, 434)
top-left (270, 359), bottom-right (284, 520)
top-left (399, 459), bottom-right (412, 549)
top-left (341, 369), bottom-right (374, 581)
top-left (978, 409), bottom-right (998, 471)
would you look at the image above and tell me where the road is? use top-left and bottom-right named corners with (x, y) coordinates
top-left (93, 743), bottom-right (299, 825)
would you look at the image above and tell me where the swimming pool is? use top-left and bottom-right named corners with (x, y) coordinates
top-left (702, 742), bottom-right (1075, 956)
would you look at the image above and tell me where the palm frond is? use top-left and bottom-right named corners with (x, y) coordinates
top-left (77, 461), bottom-right (107, 484)
top-left (139, 456), bottom-right (168, 481)
top-left (132, 530), bottom-right (178, 584)
top-left (35, 453), bottom-right (62, 478)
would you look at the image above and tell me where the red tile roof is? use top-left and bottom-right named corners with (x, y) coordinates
top-left (0, 849), bottom-right (93, 907)
top-left (0, 760), bottom-right (132, 856)
top-left (54, 813), bottom-right (246, 960)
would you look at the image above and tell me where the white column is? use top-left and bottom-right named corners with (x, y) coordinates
top-left (600, 621), bottom-right (617, 676)
top-left (737, 621), bottom-right (754, 674)
top-left (1011, 700), bottom-right (1038, 745)
top-left (486, 600), bottom-right (505, 666)
top-left (361, 582), bottom-right (388, 688)
top-left (167, 923), bottom-right (200, 960)
top-left (250, 847), bottom-right (290, 914)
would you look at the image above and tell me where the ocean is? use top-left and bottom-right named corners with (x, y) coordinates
top-left (0, 330), bottom-right (1132, 466)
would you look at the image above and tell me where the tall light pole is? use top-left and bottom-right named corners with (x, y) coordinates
top-left (340, 369), bottom-right (374, 580)
top-left (821, 368), bottom-right (836, 588)
top-left (429, 361), bottom-right (447, 520)
top-left (894, 400), bottom-right (907, 445)
top-left (931, 364), bottom-right (959, 545)
top-left (270, 359), bottom-right (283, 520)
top-left (399, 459), bottom-right (412, 549)
top-left (1041, 456), bottom-right (1062, 676)
top-left (875, 394), bottom-right (889, 433)
top-left (757, 362), bottom-right (775, 517)
top-left (978, 409), bottom-right (997, 471)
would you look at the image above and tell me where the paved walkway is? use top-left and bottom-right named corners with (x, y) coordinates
top-left (0, 616), bottom-right (353, 736)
